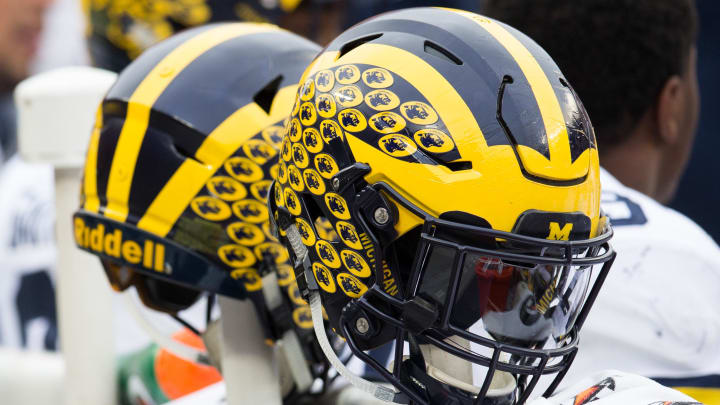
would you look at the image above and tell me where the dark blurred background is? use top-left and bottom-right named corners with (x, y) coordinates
top-left (670, 0), bottom-right (720, 243)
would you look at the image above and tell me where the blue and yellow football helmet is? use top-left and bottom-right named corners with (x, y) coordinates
top-left (74, 22), bottom-right (341, 399)
top-left (269, 8), bottom-right (616, 405)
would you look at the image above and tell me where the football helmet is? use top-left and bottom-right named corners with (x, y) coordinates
top-left (84, 0), bottom-right (306, 72)
top-left (73, 22), bottom-right (336, 398)
top-left (269, 8), bottom-right (615, 405)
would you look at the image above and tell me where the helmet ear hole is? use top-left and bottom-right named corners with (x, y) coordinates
top-left (337, 34), bottom-right (383, 60)
top-left (253, 75), bottom-right (283, 114)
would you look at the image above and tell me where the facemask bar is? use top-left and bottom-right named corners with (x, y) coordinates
top-left (334, 182), bottom-right (615, 405)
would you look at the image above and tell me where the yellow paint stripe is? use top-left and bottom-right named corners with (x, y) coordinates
top-left (103, 23), bottom-right (278, 222)
top-left (452, 10), bottom-right (586, 180)
top-left (137, 85), bottom-right (297, 236)
top-left (674, 387), bottom-right (720, 404)
top-left (82, 106), bottom-right (103, 213)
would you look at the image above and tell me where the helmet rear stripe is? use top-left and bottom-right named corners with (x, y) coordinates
top-left (452, 11), bottom-right (581, 180)
top-left (136, 85), bottom-right (296, 236)
top-left (103, 23), bottom-right (278, 223)
top-left (83, 105), bottom-right (104, 213)
top-left (152, 32), bottom-right (316, 137)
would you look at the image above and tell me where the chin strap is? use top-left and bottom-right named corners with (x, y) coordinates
top-left (420, 339), bottom-right (517, 400)
top-left (309, 291), bottom-right (402, 403)
top-left (260, 271), bottom-right (314, 394)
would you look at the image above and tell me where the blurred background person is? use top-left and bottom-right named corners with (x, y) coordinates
top-left (0, 0), bottom-right (59, 351)
top-left (484, 0), bottom-right (720, 402)
top-left (671, 0), bottom-right (720, 244)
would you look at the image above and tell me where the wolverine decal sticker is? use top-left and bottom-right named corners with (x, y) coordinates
top-left (335, 65), bottom-right (360, 84)
top-left (365, 89), bottom-right (400, 111)
top-left (190, 196), bottom-right (231, 221)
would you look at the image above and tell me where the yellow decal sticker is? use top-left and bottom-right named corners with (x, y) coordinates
top-left (287, 164), bottom-right (305, 192)
top-left (362, 68), bottom-right (393, 89)
top-left (242, 139), bottom-right (277, 165)
top-left (315, 240), bottom-right (341, 269)
top-left (281, 137), bottom-right (293, 162)
top-left (230, 268), bottom-right (262, 292)
top-left (274, 184), bottom-right (284, 207)
top-left (299, 102), bottom-right (317, 127)
top-left (369, 112), bottom-right (406, 134)
top-left (315, 69), bottom-right (335, 93)
top-left (292, 306), bottom-right (313, 329)
top-left (261, 125), bottom-right (284, 148)
top-left (338, 109), bottom-right (367, 132)
top-left (314, 153), bottom-right (339, 179)
top-left (276, 161), bottom-right (288, 184)
top-left (341, 249), bottom-right (371, 278)
top-left (288, 118), bottom-right (302, 143)
top-left (232, 199), bottom-right (269, 223)
top-left (276, 264), bottom-right (295, 287)
top-left (218, 244), bottom-right (256, 268)
top-left (190, 196), bottom-right (231, 221)
top-left (291, 143), bottom-right (310, 169)
top-left (400, 101), bottom-right (439, 125)
top-left (254, 241), bottom-right (289, 264)
top-left (206, 176), bottom-right (246, 201)
top-left (324, 193), bottom-right (351, 220)
top-left (315, 93), bottom-right (337, 119)
top-left (334, 85), bottom-right (363, 108)
top-left (319, 120), bottom-right (344, 143)
top-left (365, 89), bottom-right (400, 111)
top-left (303, 128), bottom-right (323, 154)
top-left (303, 168), bottom-right (326, 195)
top-left (224, 157), bottom-right (264, 183)
top-left (227, 222), bottom-right (265, 246)
top-left (299, 78), bottom-right (315, 101)
top-left (288, 283), bottom-right (307, 306)
top-left (296, 217), bottom-right (317, 246)
top-left (378, 134), bottom-right (418, 158)
top-left (315, 217), bottom-right (339, 241)
top-left (284, 188), bottom-right (302, 216)
top-left (335, 221), bottom-right (363, 250)
top-left (337, 273), bottom-right (368, 298)
top-left (414, 129), bottom-right (454, 154)
top-left (335, 65), bottom-right (360, 85)
top-left (313, 262), bottom-right (336, 293)
top-left (249, 180), bottom-right (272, 202)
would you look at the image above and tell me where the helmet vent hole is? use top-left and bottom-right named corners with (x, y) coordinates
top-left (253, 75), bottom-right (283, 114)
top-left (424, 41), bottom-right (463, 65)
top-left (559, 77), bottom-right (569, 87)
top-left (337, 34), bottom-right (383, 60)
top-left (441, 160), bottom-right (472, 172)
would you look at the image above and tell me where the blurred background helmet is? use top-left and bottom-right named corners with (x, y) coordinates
top-left (269, 7), bottom-right (615, 405)
top-left (73, 21), bottom-right (341, 398)
top-left (83, 0), bottom-right (306, 72)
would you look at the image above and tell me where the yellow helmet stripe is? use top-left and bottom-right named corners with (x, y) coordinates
top-left (103, 23), bottom-right (278, 222)
top-left (136, 85), bottom-right (296, 236)
top-left (82, 106), bottom-right (103, 212)
top-left (451, 11), bottom-right (580, 179)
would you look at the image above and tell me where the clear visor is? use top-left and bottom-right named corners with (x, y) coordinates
top-left (416, 241), bottom-right (599, 351)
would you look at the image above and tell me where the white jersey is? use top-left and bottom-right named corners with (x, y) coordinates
top-left (564, 168), bottom-right (720, 401)
top-left (0, 156), bottom-right (56, 350)
top-left (164, 371), bottom-right (699, 405)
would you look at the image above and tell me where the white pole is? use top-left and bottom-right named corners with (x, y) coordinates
top-left (15, 66), bottom-right (119, 405)
top-left (217, 296), bottom-right (282, 405)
